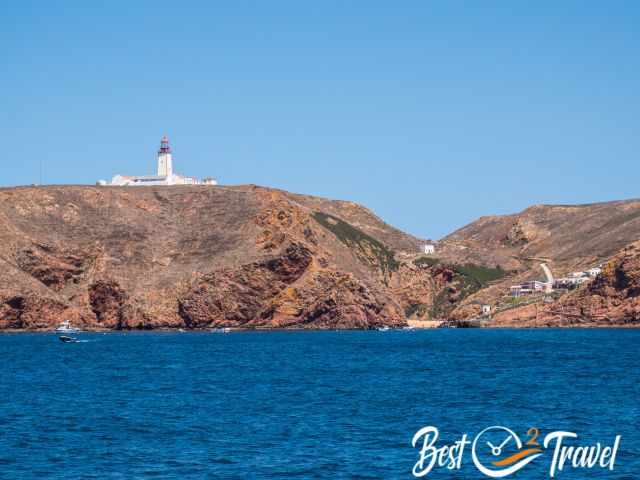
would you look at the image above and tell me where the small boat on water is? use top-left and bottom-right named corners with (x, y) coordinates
top-left (58, 335), bottom-right (77, 343)
top-left (211, 328), bottom-right (231, 334)
top-left (55, 320), bottom-right (80, 334)
top-left (377, 326), bottom-right (390, 332)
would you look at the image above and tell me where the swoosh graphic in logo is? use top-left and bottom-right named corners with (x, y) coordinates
top-left (472, 426), bottom-right (544, 478)
top-left (492, 448), bottom-right (542, 467)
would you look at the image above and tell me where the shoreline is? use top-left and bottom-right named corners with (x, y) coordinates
top-left (2, 325), bottom-right (640, 333)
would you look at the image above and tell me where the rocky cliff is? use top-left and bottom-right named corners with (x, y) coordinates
top-left (435, 200), bottom-right (640, 324)
top-left (0, 185), bottom-right (430, 330)
top-left (439, 200), bottom-right (640, 269)
top-left (490, 241), bottom-right (640, 327)
top-left (2, 185), bottom-right (640, 330)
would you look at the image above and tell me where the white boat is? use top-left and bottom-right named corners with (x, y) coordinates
top-left (377, 326), bottom-right (390, 332)
top-left (212, 327), bottom-right (231, 334)
top-left (55, 320), bottom-right (81, 334)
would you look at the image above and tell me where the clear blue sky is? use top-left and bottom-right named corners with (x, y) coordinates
top-left (2, 1), bottom-right (639, 239)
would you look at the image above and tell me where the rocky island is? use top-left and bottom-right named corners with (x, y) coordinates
top-left (1, 185), bottom-right (640, 330)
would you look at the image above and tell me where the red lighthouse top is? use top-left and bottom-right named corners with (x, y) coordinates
top-left (158, 136), bottom-right (171, 154)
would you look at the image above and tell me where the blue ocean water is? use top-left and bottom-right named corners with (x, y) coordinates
top-left (0, 329), bottom-right (638, 479)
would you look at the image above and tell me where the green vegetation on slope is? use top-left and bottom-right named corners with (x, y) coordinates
top-left (430, 289), bottom-right (452, 319)
top-left (431, 263), bottom-right (507, 319)
top-left (453, 263), bottom-right (506, 286)
top-left (312, 211), bottom-right (399, 277)
top-left (413, 256), bottom-right (440, 267)
top-left (406, 261), bottom-right (509, 320)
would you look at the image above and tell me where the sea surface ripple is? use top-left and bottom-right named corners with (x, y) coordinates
top-left (0, 329), bottom-right (638, 479)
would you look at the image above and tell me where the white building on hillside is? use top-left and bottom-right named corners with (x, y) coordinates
top-left (100, 136), bottom-right (217, 187)
top-left (423, 244), bottom-right (435, 255)
top-left (588, 267), bottom-right (602, 277)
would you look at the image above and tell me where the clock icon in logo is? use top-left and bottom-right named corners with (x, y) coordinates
top-left (472, 426), bottom-right (543, 478)
top-left (487, 433), bottom-right (513, 457)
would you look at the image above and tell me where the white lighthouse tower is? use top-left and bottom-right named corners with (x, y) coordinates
top-left (103, 135), bottom-right (218, 186)
top-left (157, 136), bottom-right (173, 178)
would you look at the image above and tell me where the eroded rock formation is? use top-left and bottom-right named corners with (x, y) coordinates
top-left (491, 241), bottom-right (640, 327)
top-left (3, 184), bottom-right (640, 330)
top-left (0, 185), bottom-right (424, 330)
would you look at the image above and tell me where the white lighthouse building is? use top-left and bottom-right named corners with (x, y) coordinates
top-left (157, 136), bottom-right (173, 177)
top-left (102, 136), bottom-right (217, 187)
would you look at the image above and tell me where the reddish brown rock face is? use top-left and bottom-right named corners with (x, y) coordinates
top-left (590, 246), bottom-right (640, 299)
top-left (266, 269), bottom-right (405, 329)
top-left (177, 243), bottom-right (405, 329)
top-left (3, 185), bottom-right (639, 330)
top-left (177, 243), bottom-right (313, 328)
top-left (0, 295), bottom-right (71, 330)
top-left (15, 244), bottom-right (87, 291)
top-left (89, 280), bottom-right (148, 330)
top-left (491, 242), bottom-right (640, 327)
top-left (0, 185), bottom-right (422, 330)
